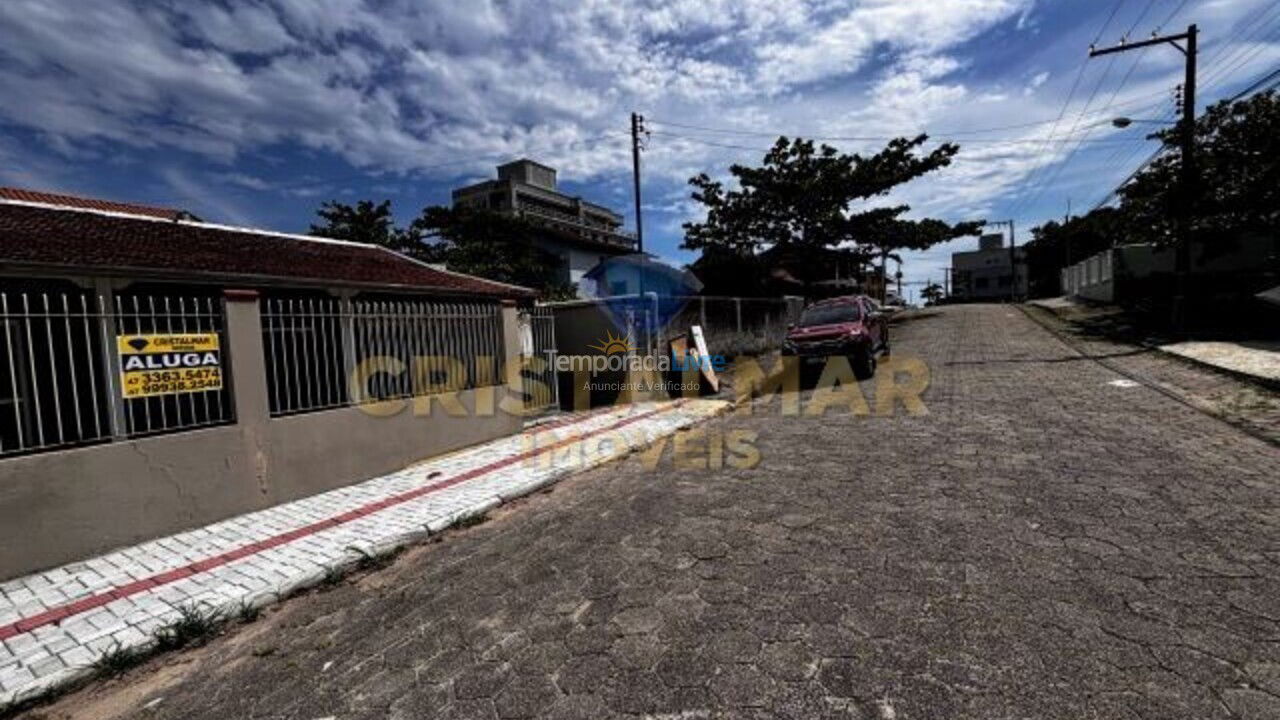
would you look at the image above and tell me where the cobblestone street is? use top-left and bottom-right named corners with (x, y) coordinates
top-left (27, 304), bottom-right (1280, 720)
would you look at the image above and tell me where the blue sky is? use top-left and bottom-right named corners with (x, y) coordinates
top-left (1, 0), bottom-right (1278, 301)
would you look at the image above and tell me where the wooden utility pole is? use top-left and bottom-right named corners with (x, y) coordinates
top-left (1091, 24), bottom-right (1198, 330)
top-left (630, 112), bottom-right (646, 254)
top-left (1008, 220), bottom-right (1017, 302)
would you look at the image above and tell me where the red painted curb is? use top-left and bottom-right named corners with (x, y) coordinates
top-left (0, 402), bottom-right (685, 642)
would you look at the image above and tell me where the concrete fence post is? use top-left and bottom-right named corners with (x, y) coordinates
top-left (500, 300), bottom-right (522, 398)
top-left (92, 277), bottom-right (128, 439)
top-left (223, 289), bottom-right (269, 427)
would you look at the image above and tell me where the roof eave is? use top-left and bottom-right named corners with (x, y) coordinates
top-left (0, 260), bottom-right (528, 299)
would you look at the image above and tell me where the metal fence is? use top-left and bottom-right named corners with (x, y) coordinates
top-left (113, 292), bottom-right (232, 437)
top-left (0, 287), bottom-right (232, 457)
top-left (522, 306), bottom-right (558, 413)
top-left (663, 295), bottom-right (799, 356)
top-left (261, 295), bottom-right (505, 417)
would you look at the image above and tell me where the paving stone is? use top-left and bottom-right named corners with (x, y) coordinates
top-left (0, 401), bottom-right (725, 710)
top-left (12, 306), bottom-right (1280, 718)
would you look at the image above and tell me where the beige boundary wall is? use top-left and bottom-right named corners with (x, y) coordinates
top-left (0, 292), bottom-right (525, 579)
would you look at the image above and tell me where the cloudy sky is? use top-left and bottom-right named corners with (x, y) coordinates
top-left (1, 0), bottom-right (1278, 299)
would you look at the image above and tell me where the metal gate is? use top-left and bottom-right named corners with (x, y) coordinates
top-left (522, 305), bottom-right (559, 414)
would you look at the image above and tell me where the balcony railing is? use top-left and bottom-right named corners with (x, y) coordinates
top-left (516, 207), bottom-right (637, 248)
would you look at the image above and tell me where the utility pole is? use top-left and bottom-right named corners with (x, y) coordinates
top-left (1091, 24), bottom-right (1198, 331)
top-left (1008, 220), bottom-right (1017, 302)
top-left (1064, 198), bottom-right (1072, 283)
top-left (630, 112), bottom-right (646, 254)
top-left (987, 219), bottom-right (1017, 302)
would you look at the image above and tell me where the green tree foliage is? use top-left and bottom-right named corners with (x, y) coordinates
top-left (921, 282), bottom-right (944, 305)
top-left (1119, 90), bottom-right (1280, 244)
top-left (1025, 91), bottom-right (1280, 297)
top-left (308, 201), bottom-right (574, 299)
top-left (409, 206), bottom-right (576, 300)
top-left (309, 198), bottom-right (434, 261)
top-left (682, 135), bottom-right (981, 294)
top-left (1023, 207), bottom-right (1123, 298)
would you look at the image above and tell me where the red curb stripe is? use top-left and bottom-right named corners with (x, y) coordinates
top-left (0, 401), bottom-right (686, 641)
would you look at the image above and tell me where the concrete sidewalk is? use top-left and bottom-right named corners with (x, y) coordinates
top-left (1028, 296), bottom-right (1280, 386)
top-left (1159, 340), bottom-right (1280, 384)
top-left (0, 398), bottom-right (728, 709)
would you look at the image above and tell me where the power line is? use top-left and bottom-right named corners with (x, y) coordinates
top-left (196, 131), bottom-right (632, 197)
top-left (1010, 0), bottom-right (1204, 222)
top-left (1227, 62), bottom-right (1280, 100)
top-left (1153, 0), bottom-right (1191, 34)
top-left (1198, 1), bottom-right (1280, 88)
top-left (1089, 146), bottom-right (1165, 212)
top-left (1010, 54), bottom-right (1121, 219)
top-left (1090, 56), bottom-right (1280, 215)
top-left (648, 129), bottom-right (1155, 151)
top-left (1123, 0), bottom-right (1158, 40)
top-left (646, 86), bottom-right (1178, 144)
top-left (1005, 1), bottom-right (1128, 220)
top-left (1201, 23), bottom-right (1280, 93)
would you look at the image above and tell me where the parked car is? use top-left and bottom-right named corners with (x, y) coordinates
top-left (781, 295), bottom-right (889, 379)
top-left (868, 297), bottom-right (905, 317)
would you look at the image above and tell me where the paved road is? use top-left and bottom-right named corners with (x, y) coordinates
top-left (31, 305), bottom-right (1280, 720)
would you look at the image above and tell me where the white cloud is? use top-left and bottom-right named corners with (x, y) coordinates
top-left (1025, 71), bottom-right (1050, 94)
top-left (0, 0), bottom-right (1273, 295)
top-left (754, 0), bottom-right (1027, 90)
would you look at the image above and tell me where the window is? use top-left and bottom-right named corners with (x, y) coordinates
top-left (798, 303), bottom-right (861, 327)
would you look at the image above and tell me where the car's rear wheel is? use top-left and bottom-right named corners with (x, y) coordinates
top-left (851, 345), bottom-right (875, 380)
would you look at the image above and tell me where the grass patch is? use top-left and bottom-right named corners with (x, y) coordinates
top-left (91, 643), bottom-right (143, 677)
top-left (153, 604), bottom-right (222, 651)
top-left (236, 602), bottom-right (261, 624)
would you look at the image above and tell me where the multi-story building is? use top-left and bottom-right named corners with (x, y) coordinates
top-left (950, 233), bottom-right (1027, 301)
top-left (451, 160), bottom-right (637, 294)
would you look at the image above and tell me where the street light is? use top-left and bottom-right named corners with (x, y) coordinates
top-left (1111, 117), bottom-right (1178, 128)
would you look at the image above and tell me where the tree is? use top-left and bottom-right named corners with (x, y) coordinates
top-left (1023, 208), bottom-right (1122, 298)
top-left (410, 206), bottom-right (576, 299)
top-left (1024, 90), bottom-right (1280, 300)
top-left (685, 246), bottom-right (778, 297)
top-left (1119, 90), bottom-right (1280, 247)
top-left (309, 199), bottom-right (433, 260)
top-left (922, 282), bottom-right (944, 305)
top-left (309, 201), bottom-right (574, 299)
top-left (848, 208), bottom-right (984, 300)
top-left (682, 135), bottom-right (980, 294)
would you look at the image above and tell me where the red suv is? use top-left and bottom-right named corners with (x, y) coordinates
top-left (781, 295), bottom-right (889, 379)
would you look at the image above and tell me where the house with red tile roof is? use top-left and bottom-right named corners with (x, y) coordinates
top-left (0, 191), bottom-right (533, 297)
top-left (0, 186), bottom-right (195, 221)
top-left (0, 190), bottom-right (540, 578)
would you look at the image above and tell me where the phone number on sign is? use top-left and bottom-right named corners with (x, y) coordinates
top-left (123, 368), bottom-right (222, 397)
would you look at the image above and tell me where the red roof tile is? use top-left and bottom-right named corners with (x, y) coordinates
top-left (0, 201), bottom-right (533, 298)
top-left (0, 187), bottom-right (189, 221)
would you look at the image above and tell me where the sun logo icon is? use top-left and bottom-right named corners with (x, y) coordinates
top-left (587, 329), bottom-right (634, 355)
